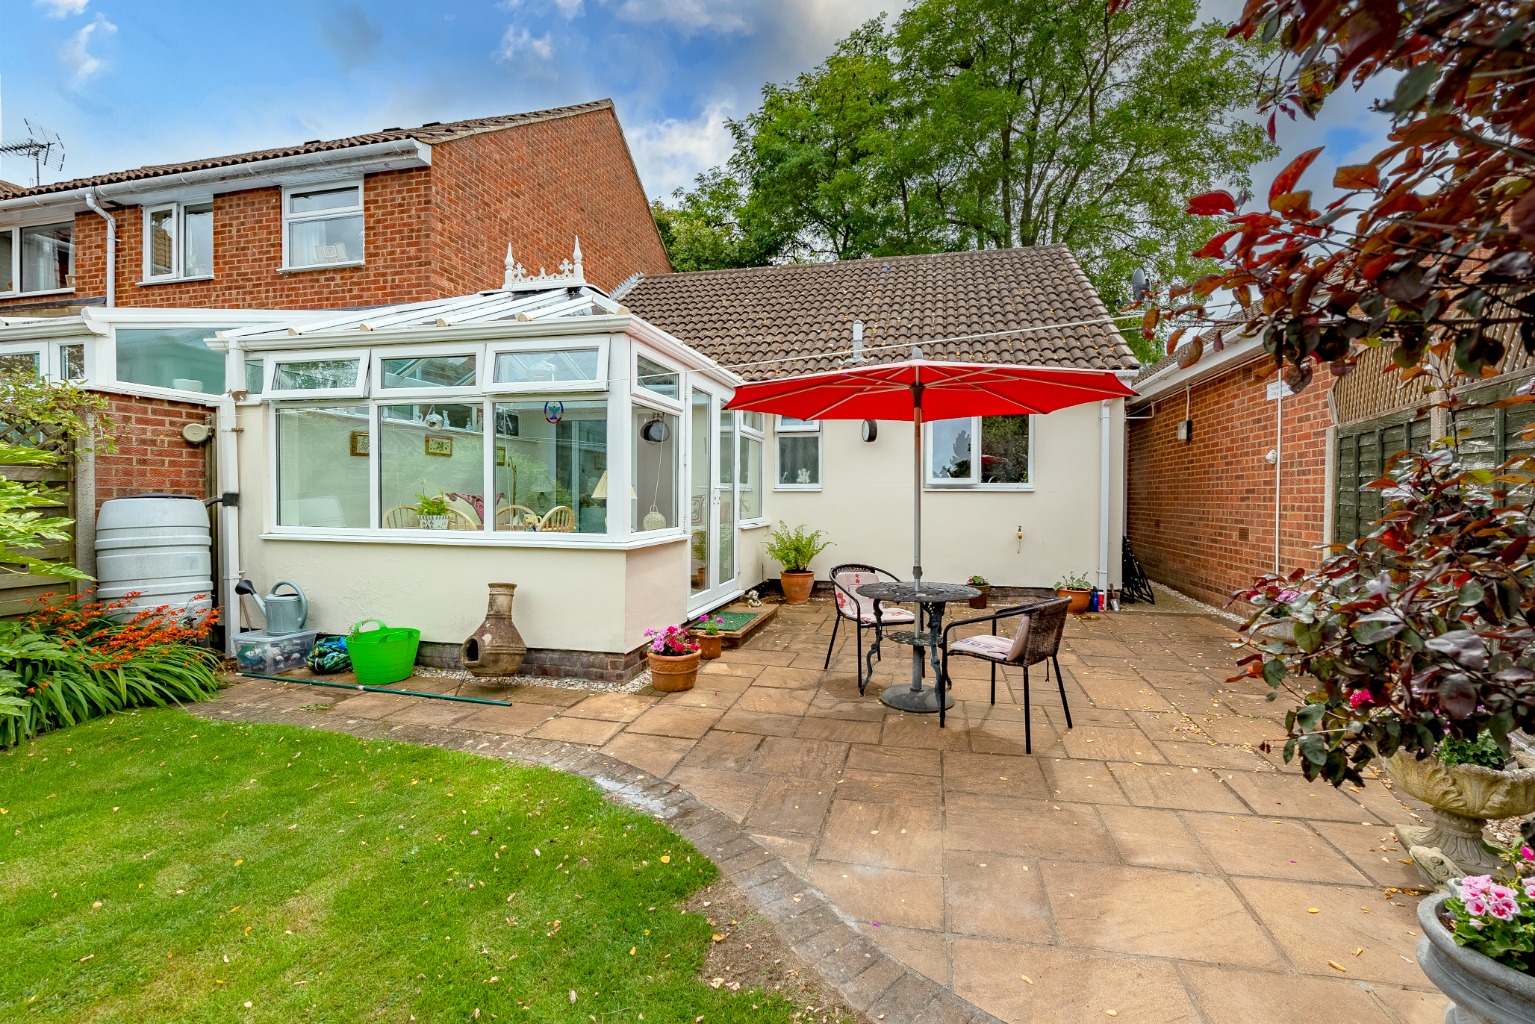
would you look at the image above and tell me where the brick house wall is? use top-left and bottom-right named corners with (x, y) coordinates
top-left (93, 394), bottom-right (212, 509)
top-left (429, 106), bottom-right (672, 294)
top-left (1127, 356), bottom-right (1333, 610)
top-left (1, 105), bottom-right (670, 313)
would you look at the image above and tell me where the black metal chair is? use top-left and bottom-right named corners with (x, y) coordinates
top-left (939, 597), bottom-right (1072, 750)
top-left (824, 562), bottom-right (915, 694)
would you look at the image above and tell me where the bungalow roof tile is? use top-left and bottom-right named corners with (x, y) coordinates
top-left (620, 245), bottom-right (1137, 381)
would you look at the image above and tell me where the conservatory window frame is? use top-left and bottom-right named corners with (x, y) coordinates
top-left (483, 338), bottom-right (609, 394)
top-left (262, 348), bottom-right (372, 399)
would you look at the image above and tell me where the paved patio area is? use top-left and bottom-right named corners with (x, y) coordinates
top-left (214, 601), bottom-right (1450, 1024)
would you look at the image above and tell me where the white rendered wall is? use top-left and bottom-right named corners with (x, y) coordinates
top-left (758, 401), bottom-right (1126, 589)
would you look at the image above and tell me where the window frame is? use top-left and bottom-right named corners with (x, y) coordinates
top-left (484, 338), bottom-right (609, 394)
top-left (0, 221), bottom-right (76, 297)
top-left (372, 346), bottom-right (483, 398)
top-left (738, 413), bottom-right (767, 525)
top-left (262, 348), bottom-right (372, 399)
top-left (774, 416), bottom-right (822, 492)
top-left (281, 180), bottom-right (365, 271)
top-left (633, 347), bottom-right (684, 406)
top-left (141, 199), bottom-right (214, 283)
top-left (924, 414), bottom-right (1036, 491)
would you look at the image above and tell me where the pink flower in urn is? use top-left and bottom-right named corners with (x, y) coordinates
top-left (1490, 897), bottom-right (1520, 922)
top-left (1464, 895), bottom-right (1490, 918)
top-left (1461, 875), bottom-right (1494, 898)
top-left (1522, 877), bottom-right (1535, 901)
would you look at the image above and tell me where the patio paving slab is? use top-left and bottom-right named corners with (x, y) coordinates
top-left (210, 599), bottom-right (1450, 1024)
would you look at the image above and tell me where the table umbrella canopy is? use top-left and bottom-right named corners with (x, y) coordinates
top-left (723, 358), bottom-right (1136, 423)
top-left (724, 355), bottom-right (1136, 589)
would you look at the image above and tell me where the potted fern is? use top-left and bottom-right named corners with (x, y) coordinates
top-left (765, 522), bottom-right (831, 605)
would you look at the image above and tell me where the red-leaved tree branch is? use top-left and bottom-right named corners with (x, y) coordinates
top-left (1119, 0), bottom-right (1535, 389)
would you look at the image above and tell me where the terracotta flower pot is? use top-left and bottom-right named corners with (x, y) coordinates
top-left (968, 586), bottom-right (991, 609)
top-left (780, 570), bottom-right (815, 605)
top-left (648, 649), bottom-right (701, 692)
top-left (695, 633), bottom-right (723, 660)
top-left (1058, 588), bottom-right (1092, 614)
top-left (1416, 891), bottom-right (1535, 1023)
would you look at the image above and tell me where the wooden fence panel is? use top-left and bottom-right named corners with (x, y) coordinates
top-left (0, 418), bottom-right (76, 619)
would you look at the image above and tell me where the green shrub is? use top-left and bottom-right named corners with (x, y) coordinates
top-left (764, 521), bottom-right (832, 573)
top-left (1437, 734), bottom-right (1510, 770)
top-left (0, 593), bottom-right (221, 747)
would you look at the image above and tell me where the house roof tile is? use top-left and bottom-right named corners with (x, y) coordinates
top-left (620, 245), bottom-right (1137, 381)
top-left (7, 99), bottom-right (614, 198)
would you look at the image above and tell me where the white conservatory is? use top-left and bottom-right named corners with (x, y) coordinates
top-left (215, 260), bottom-right (766, 670)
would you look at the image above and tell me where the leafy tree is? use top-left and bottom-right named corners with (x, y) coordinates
top-left (650, 169), bottom-right (779, 273)
top-left (1157, 0), bottom-right (1535, 389)
top-left (655, 0), bottom-right (1275, 363)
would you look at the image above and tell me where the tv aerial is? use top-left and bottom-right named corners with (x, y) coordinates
top-left (0, 119), bottom-right (66, 186)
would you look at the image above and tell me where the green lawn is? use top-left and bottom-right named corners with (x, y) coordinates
top-left (0, 710), bottom-right (799, 1022)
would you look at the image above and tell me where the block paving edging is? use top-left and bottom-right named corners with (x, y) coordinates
top-left (190, 693), bottom-right (1007, 1024)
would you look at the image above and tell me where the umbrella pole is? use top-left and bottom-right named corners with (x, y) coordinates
top-left (912, 384), bottom-right (923, 594)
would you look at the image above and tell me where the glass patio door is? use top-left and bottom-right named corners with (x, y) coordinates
top-left (688, 386), bottom-right (739, 613)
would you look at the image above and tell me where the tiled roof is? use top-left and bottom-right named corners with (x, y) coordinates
top-left (6, 100), bottom-right (613, 198)
top-left (1132, 305), bottom-right (1262, 384)
top-left (0, 179), bottom-right (22, 199)
top-left (620, 246), bottom-right (1137, 381)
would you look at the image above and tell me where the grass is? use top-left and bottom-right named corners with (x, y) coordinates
top-left (0, 710), bottom-right (804, 1022)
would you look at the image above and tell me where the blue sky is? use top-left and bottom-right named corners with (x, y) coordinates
top-left (2, 0), bottom-right (1392, 212)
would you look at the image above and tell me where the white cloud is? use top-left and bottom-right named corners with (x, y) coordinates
top-left (496, 25), bottom-right (554, 62)
top-left (626, 101), bottom-right (736, 198)
top-left (62, 14), bottom-right (116, 87)
top-left (36, 0), bottom-right (89, 17)
top-left (499, 0), bottom-right (583, 17)
top-left (610, 0), bottom-right (749, 34)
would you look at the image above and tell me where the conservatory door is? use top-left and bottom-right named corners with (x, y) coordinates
top-left (687, 386), bottom-right (739, 613)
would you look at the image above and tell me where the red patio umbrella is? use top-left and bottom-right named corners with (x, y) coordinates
top-left (725, 356), bottom-right (1136, 588)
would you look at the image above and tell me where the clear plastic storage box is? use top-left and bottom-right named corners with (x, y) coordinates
top-left (235, 630), bottom-right (317, 674)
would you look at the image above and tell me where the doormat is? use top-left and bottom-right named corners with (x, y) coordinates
top-left (697, 610), bottom-right (760, 632)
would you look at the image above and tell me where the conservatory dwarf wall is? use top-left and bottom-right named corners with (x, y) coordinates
top-left (223, 296), bottom-right (758, 659)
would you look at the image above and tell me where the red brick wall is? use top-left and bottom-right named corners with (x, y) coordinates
top-left (1, 107), bottom-right (669, 313)
top-left (94, 394), bottom-right (211, 509)
top-left (428, 106), bottom-right (672, 294)
top-left (1127, 356), bottom-right (1333, 610)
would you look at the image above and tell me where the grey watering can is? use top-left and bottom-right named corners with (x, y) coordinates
top-left (235, 579), bottom-right (309, 635)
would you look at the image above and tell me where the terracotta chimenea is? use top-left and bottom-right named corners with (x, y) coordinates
top-left (461, 583), bottom-right (528, 676)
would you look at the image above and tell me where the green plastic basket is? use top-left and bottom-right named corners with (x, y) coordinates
top-left (348, 619), bottom-right (421, 686)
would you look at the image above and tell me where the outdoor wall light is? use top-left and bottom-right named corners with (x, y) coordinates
top-left (861, 419), bottom-right (878, 442)
top-left (641, 419), bottom-right (670, 443)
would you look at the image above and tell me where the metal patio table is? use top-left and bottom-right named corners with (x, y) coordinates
top-left (857, 580), bottom-right (979, 721)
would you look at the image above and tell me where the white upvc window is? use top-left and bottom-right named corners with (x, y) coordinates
top-left (262, 349), bottom-right (371, 399)
top-left (485, 339), bottom-right (609, 393)
top-left (0, 221), bottom-right (75, 296)
top-left (0, 340), bottom-right (88, 382)
top-left (373, 348), bottom-right (481, 397)
top-left (775, 415), bottom-right (821, 490)
top-left (142, 200), bottom-right (213, 281)
top-left (926, 414), bottom-right (1034, 489)
top-left (738, 412), bottom-right (766, 522)
top-left (634, 350), bottom-right (682, 403)
top-left (282, 181), bottom-right (364, 270)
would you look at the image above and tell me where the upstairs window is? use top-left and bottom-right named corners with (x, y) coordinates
top-left (143, 201), bottom-right (213, 281)
top-left (1, 222), bottom-right (74, 295)
top-left (283, 182), bottom-right (363, 269)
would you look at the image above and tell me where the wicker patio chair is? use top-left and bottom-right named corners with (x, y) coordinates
top-left (939, 597), bottom-right (1072, 748)
top-left (825, 562), bottom-right (915, 695)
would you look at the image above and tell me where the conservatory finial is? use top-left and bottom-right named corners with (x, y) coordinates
top-left (572, 236), bottom-right (584, 279)
top-left (503, 244), bottom-right (527, 289)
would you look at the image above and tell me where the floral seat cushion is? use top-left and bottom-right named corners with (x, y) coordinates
top-left (949, 615), bottom-right (1031, 663)
top-left (833, 570), bottom-right (915, 624)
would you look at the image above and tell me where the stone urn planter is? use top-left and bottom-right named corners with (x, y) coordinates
top-left (694, 633), bottom-right (723, 660)
top-left (648, 650), bottom-right (701, 692)
top-left (460, 583), bottom-right (528, 676)
top-left (1388, 737), bottom-right (1535, 885)
top-left (1417, 891), bottom-right (1535, 1023)
top-left (780, 570), bottom-right (815, 605)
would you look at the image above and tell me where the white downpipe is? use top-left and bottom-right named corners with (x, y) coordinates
top-left (217, 338), bottom-right (245, 655)
top-left (1098, 399), bottom-right (1111, 594)
top-left (83, 189), bottom-right (115, 307)
top-left (1274, 388), bottom-right (1283, 572)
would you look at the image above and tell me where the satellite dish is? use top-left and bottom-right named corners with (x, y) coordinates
top-left (1130, 267), bottom-right (1149, 302)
